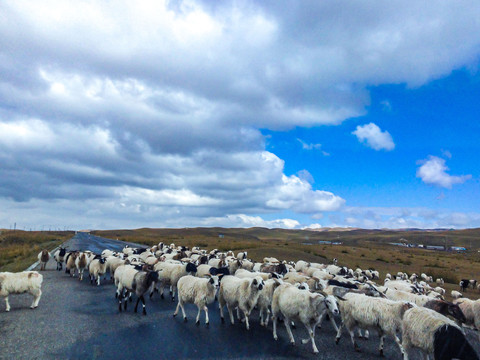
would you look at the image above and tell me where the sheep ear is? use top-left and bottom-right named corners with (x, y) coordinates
top-left (253, 279), bottom-right (258, 285)
top-left (209, 277), bottom-right (214, 284)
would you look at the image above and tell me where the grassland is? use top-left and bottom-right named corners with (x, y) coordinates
top-left (94, 227), bottom-right (480, 300)
top-left (0, 230), bottom-right (73, 272)
top-left (2, 227), bottom-right (479, 300)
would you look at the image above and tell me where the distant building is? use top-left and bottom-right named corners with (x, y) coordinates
top-left (425, 245), bottom-right (445, 251)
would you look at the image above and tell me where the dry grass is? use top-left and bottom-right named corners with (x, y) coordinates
top-left (95, 227), bottom-right (480, 301)
top-left (0, 230), bottom-right (73, 272)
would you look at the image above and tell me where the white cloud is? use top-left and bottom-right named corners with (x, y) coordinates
top-left (352, 123), bottom-right (395, 151)
top-left (416, 156), bottom-right (471, 188)
top-left (297, 138), bottom-right (322, 150)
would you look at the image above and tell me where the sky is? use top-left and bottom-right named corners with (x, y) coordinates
top-left (0, 0), bottom-right (479, 231)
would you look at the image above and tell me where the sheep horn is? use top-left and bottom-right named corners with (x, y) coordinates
top-left (317, 290), bottom-right (329, 298)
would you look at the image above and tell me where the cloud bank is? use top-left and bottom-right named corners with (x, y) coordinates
top-left (0, 1), bottom-right (479, 229)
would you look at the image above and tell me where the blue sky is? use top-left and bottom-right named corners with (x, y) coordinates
top-left (0, 1), bottom-right (479, 230)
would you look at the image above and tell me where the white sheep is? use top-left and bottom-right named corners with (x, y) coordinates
top-left (88, 257), bottom-right (107, 286)
top-left (173, 275), bottom-right (220, 325)
top-left (401, 306), bottom-right (479, 360)
top-left (75, 252), bottom-right (88, 281)
top-left (335, 292), bottom-right (414, 357)
top-left (257, 278), bottom-right (283, 327)
top-left (453, 298), bottom-right (480, 337)
top-left (451, 290), bottom-right (463, 299)
top-left (0, 271), bottom-right (43, 312)
top-left (117, 267), bottom-right (159, 315)
top-left (218, 275), bottom-right (264, 330)
top-left (53, 247), bottom-right (67, 271)
top-left (152, 262), bottom-right (197, 301)
top-left (37, 250), bottom-right (50, 271)
top-left (234, 269), bottom-right (273, 281)
top-left (271, 283), bottom-right (341, 354)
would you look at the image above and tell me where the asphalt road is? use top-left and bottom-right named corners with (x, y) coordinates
top-left (0, 234), bottom-right (478, 360)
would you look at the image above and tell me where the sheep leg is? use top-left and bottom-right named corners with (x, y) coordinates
top-left (301, 323), bottom-right (318, 354)
top-left (140, 295), bottom-right (146, 315)
top-left (393, 334), bottom-right (406, 357)
top-left (272, 314), bottom-right (278, 340)
top-left (378, 331), bottom-right (385, 356)
top-left (265, 308), bottom-right (271, 327)
top-left (203, 305), bottom-right (209, 325)
top-left (4, 296), bottom-right (10, 312)
top-left (328, 311), bottom-right (339, 332)
top-left (196, 306), bottom-right (202, 325)
top-left (134, 297), bottom-right (140, 313)
top-left (31, 288), bottom-right (42, 308)
top-left (96, 275), bottom-right (101, 286)
top-left (335, 322), bottom-right (344, 344)
top-left (219, 300), bottom-right (225, 323)
top-left (284, 317), bottom-right (295, 345)
top-left (346, 325), bottom-right (360, 352)
top-left (242, 310), bottom-right (250, 330)
top-left (227, 304), bottom-right (235, 325)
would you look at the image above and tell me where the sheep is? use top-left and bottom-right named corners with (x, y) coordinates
top-left (384, 280), bottom-right (419, 294)
top-left (433, 287), bottom-right (445, 296)
top-left (335, 292), bottom-right (414, 357)
top-left (436, 278), bottom-right (444, 286)
top-left (385, 288), bottom-right (465, 323)
top-left (234, 269), bottom-right (280, 281)
top-left (218, 275), bottom-right (264, 330)
top-left (256, 278), bottom-right (283, 327)
top-left (460, 279), bottom-right (469, 292)
top-left (295, 260), bottom-right (310, 272)
top-left (53, 247), bottom-right (67, 270)
top-left (260, 263), bottom-right (288, 275)
top-left (65, 251), bottom-right (78, 276)
top-left (75, 252), bottom-right (88, 281)
top-left (239, 259), bottom-right (254, 271)
top-left (401, 306), bottom-right (479, 360)
top-left (0, 271), bottom-right (43, 312)
top-left (105, 256), bottom-right (126, 280)
top-left (117, 267), bottom-right (159, 315)
top-left (236, 251), bottom-right (247, 260)
top-left (271, 283), bottom-right (341, 354)
top-left (88, 256), bottom-right (107, 286)
top-left (37, 250), bottom-right (50, 271)
top-left (153, 262), bottom-right (197, 301)
top-left (453, 298), bottom-right (480, 336)
top-left (451, 290), bottom-right (463, 299)
top-left (385, 273), bottom-right (392, 280)
top-left (173, 275), bottom-right (220, 325)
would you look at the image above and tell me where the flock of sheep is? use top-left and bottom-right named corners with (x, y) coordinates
top-left (1, 242), bottom-right (479, 360)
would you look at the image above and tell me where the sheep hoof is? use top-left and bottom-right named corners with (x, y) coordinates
top-left (205, 322), bottom-right (209, 327)
top-left (274, 336), bottom-right (278, 341)
top-left (335, 338), bottom-right (340, 345)
top-left (142, 310), bottom-right (146, 316)
top-left (290, 341), bottom-right (295, 346)
top-left (184, 317), bottom-right (188, 323)
top-left (173, 313), bottom-right (177, 317)
top-left (379, 349), bottom-right (384, 357)
top-left (195, 321), bottom-right (200, 326)
top-left (221, 317), bottom-right (225, 323)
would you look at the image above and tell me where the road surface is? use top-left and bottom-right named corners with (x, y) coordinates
top-left (0, 233), bottom-right (478, 359)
